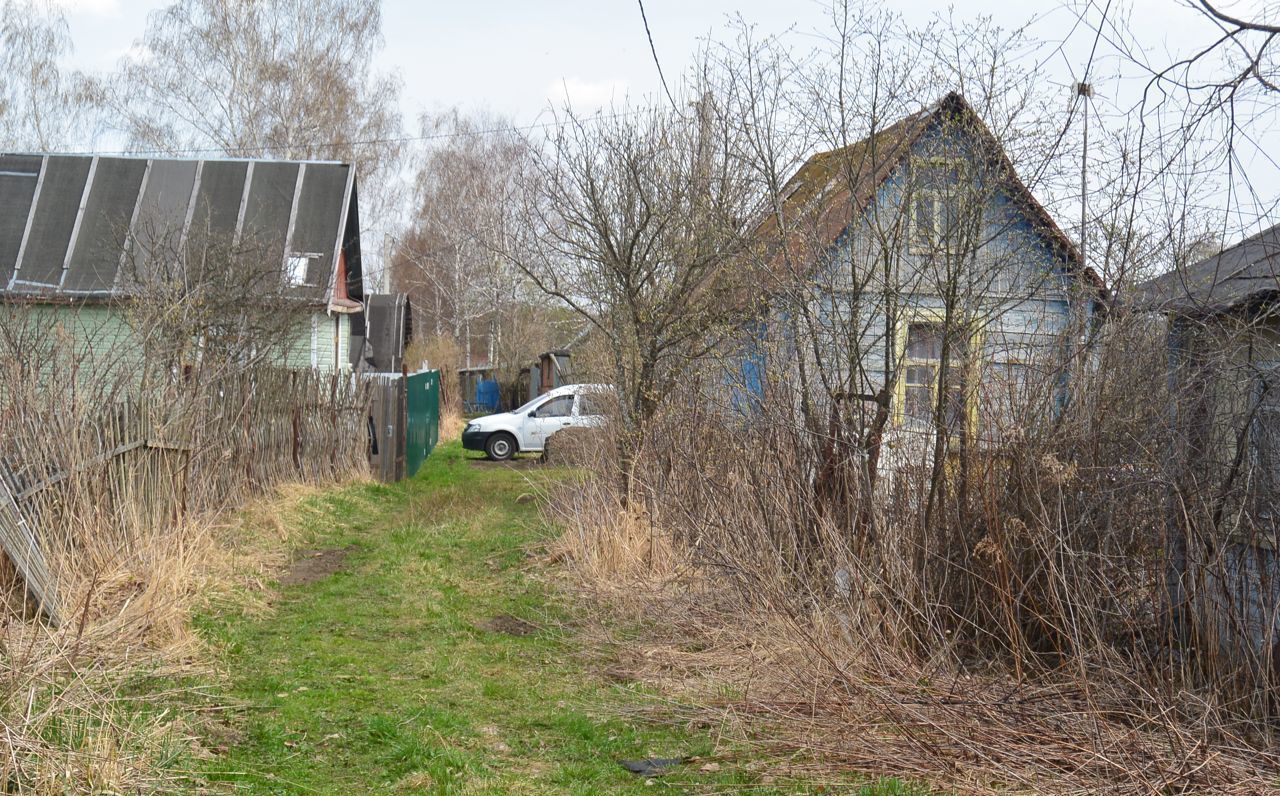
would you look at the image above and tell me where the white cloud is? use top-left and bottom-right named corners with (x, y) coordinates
top-left (546, 78), bottom-right (629, 111)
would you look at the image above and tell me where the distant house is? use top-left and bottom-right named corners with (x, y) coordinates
top-left (523, 324), bottom-right (598, 403)
top-left (528, 349), bottom-right (572, 401)
top-left (458, 364), bottom-right (500, 413)
top-left (1134, 224), bottom-right (1280, 664)
top-left (745, 92), bottom-right (1104, 452)
top-left (0, 152), bottom-right (365, 373)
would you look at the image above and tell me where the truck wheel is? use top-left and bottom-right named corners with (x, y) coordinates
top-left (485, 432), bottom-right (516, 461)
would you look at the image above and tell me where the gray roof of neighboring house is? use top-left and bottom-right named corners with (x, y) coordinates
top-left (0, 153), bottom-right (363, 310)
top-left (362, 292), bottom-right (412, 372)
top-left (1133, 223), bottom-right (1280, 314)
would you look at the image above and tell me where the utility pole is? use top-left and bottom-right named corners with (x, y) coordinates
top-left (1076, 82), bottom-right (1094, 270)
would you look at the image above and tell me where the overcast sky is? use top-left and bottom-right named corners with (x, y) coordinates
top-left (42, 0), bottom-right (1280, 247)
top-left (49, 0), bottom-right (1246, 126)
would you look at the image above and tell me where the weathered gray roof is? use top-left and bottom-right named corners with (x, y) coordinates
top-left (362, 292), bottom-right (412, 372)
top-left (0, 153), bottom-right (362, 310)
top-left (1133, 223), bottom-right (1280, 314)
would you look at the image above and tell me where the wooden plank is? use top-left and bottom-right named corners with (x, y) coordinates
top-left (0, 465), bottom-right (58, 624)
top-left (14, 438), bottom-right (146, 501)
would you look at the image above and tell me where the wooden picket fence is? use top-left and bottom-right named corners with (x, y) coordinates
top-left (0, 370), bottom-right (372, 624)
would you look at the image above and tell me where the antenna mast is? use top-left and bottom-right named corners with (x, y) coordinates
top-left (1076, 82), bottom-right (1094, 269)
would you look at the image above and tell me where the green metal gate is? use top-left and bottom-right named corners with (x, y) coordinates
top-left (405, 369), bottom-right (440, 478)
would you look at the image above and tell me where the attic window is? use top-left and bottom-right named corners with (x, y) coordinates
top-left (285, 253), bottom-right (319, 287)
top-left (910, 158), bottom-right (970, 254)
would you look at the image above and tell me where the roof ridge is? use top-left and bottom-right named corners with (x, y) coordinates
top-left (0, 151), bottom-right (351, 167)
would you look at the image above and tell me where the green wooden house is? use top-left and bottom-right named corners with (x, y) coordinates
top-left (0, 153), bottom-right (365, 374)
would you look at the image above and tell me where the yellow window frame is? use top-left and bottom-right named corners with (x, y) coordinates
top-left (892, 308), bottom-right (984, 434)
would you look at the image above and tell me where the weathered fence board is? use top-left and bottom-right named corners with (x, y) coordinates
top-left (0, 369), bottom-right (373, 621)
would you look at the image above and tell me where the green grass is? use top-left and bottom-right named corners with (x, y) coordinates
top-left (190, 441), bottom-right (917, 794)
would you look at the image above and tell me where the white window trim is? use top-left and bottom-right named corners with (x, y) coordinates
top-left (286, 252), bottom-right (322, 287)
top-left (310, 314), bottom-right (319, 368)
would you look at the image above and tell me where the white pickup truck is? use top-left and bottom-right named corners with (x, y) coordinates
top-left (461, 383), bottom-right (610, 461)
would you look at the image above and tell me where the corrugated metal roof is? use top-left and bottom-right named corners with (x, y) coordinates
top-left (1133, 224), bottom-right (1280, 315)
top-left (0, 153), bottom-right (360, 310)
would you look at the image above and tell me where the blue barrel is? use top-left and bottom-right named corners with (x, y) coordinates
top-left (476, 379), bottom-right (501, 412)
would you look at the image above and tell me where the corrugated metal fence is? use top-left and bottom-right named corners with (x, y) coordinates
top-left (369, 368), bottom-right (441, 483)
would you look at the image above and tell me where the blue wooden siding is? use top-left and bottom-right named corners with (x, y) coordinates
top-left (739, 116), bottom-right (1084, 423)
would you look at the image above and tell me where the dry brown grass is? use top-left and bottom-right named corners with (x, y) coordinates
top-left (439, 405), bottom-right (466, 442)
top-left (0, 478), bottom-right (348, 794)
top-left (545, 390), bottom-right (1280, 794)
top-left (546, 499), bottom-right (679, 588)
top-left (555, 510), bottom-right (1280, 794)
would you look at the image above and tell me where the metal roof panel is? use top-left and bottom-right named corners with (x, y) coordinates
top-left (240, 160), bottom-right (299, 272)
top-left (63, 157), bottom-right (148, 292)
top-left (12, 156), bottom-right (91, 288)
top-left (287, 163), bottom-right (349, 295)
top-left (0, 156), bottom-right (42, 288)
top-left (126, 159), bottom-right (198, 285)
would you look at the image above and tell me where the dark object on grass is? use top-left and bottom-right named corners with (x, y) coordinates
top-left (618, 757), bottom-right (685, 776)
top-left (479, 613), bottom-right (539, 637)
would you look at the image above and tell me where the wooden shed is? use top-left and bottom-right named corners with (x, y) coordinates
top-left (1135, 223), bottom-right (1280, 672)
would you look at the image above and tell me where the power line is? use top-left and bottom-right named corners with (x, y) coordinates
top-left (637, 0), bottom-right (678, 111)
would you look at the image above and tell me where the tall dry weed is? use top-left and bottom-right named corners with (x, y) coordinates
top-left (0, 305), bottom-right (371, 792)
top-left (546, 319), bottom-right (1280, 793)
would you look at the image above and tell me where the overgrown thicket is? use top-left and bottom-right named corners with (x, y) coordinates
top-left (551, 312), bottom-right (1280, 793)
top-left (533, 5), bottom-right (1280, 792)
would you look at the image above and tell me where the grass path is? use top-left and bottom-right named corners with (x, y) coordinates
top-left (191, 442), bottom-right (905, 794)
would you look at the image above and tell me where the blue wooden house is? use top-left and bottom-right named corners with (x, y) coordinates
top-left (741, 93), bottom-right (1104, 454)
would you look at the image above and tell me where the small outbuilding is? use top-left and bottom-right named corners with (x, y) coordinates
top-left (356, 293), bottom-right (412, 372)
top-left (1134, 223), bottom-right (1280, 671)
top-left (528, 349), bottom-right (572, 402)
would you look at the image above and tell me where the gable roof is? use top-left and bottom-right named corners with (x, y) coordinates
top-left (1132, 223), bottom-right (1280, 315)
top-left (754, 92), bottom-right (1103, 293)
top-left (0, 153), bottom-right (363, 311)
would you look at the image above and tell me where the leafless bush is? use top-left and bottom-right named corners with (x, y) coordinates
top-left (0, 281), bottom-right (369, 790)
top-left (546, 308), bottom-right (1280, 792)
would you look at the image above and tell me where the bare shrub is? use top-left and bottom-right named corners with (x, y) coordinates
top-left (547, 308), bottom-right (1280, 792)
top-left (0, 280), bottom-right (369, 789)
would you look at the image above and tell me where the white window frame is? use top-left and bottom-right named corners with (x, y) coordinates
top-left (286, 252), bottom-right (321, 287)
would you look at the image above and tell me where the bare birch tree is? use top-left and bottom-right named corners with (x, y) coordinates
top-left (392, 112), bottom-right (534, 374)
top-left (0, 0), bottom-right (96, 150)
top-left (103, 0), bottom-right (404, 286)
top-left (515, 100), bottom-right (753, 497)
